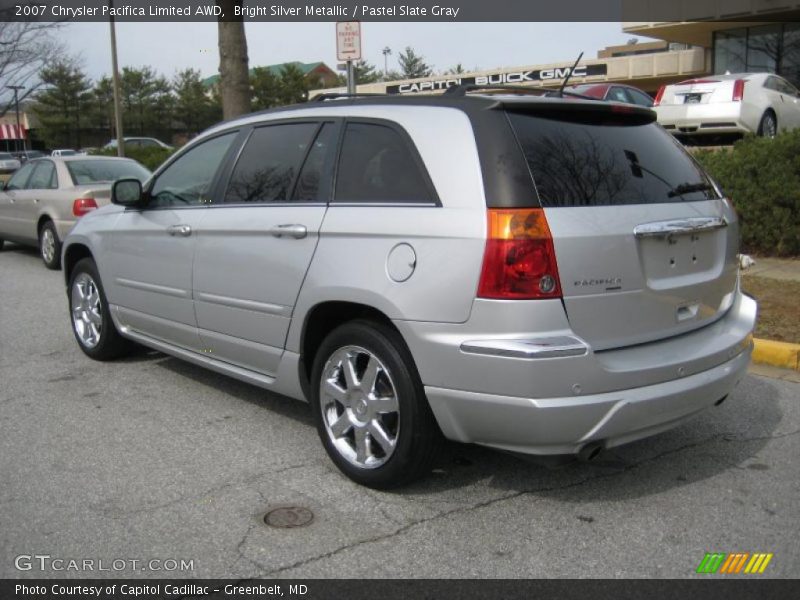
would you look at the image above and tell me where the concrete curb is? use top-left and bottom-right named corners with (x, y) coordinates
top-left (752, 338), bottom-right (800, 371)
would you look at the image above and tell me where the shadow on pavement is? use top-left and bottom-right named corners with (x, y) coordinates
top-left (151, 351), bottom-right (784, 502)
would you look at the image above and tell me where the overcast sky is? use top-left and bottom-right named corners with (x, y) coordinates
top-left (63, 21), bottom-right (646, 82)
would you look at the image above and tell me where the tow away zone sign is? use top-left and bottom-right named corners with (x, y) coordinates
top-left (336, 21), bottom-right (362, 61)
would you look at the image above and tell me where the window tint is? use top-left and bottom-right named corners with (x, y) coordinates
top-left (139, 139), bottom-right (159, 148)
top-left (225, 123), bottom-right (317, 204)
top-left (27, 161), bottom-right (57, 189)
top-left (335, 122), bottom-right (434, 204)
top-left (628, 89), bottom-right (654, 107)
top-left (149, 133), bottom-right (236, 208)
top-left (5, 162), bottom-right (35, 190)
top-left (507, 111), bottom-right (720, 207)
top-left (292, 123), bottom-right (335, 202)
top-left (607, 87), bottom-right (630, 103)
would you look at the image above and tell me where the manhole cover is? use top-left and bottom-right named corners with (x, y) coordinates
top-left (264, 506), bottom-right (314, 528)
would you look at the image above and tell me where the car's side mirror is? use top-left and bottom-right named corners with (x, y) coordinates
top-left (112, 178), bottom-right (143, 207)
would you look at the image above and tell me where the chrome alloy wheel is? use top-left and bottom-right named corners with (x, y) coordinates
top-left (71, 272), bottom-right (103, 348)
top-left (319, 345), bottom-right (400, 469)
top-left (41, 228), bottom-right (56, 264)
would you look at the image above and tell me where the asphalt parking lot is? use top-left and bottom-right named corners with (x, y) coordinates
top-left (1, 244), bottom-right (798, 579)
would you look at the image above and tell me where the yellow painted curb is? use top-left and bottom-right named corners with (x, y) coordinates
top-left (752, 338), bottom-right (800, 371)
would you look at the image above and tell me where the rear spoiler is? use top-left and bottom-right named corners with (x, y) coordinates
top-left (499, 97), bottom-right (657, 125)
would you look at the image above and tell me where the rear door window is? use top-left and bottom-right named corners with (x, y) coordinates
top-left (27, 161), bottom-right (57, 189)
top-left (225, 122), bottom-right (319, 204)
top-left (334, 122), bottom-right (436, 204)
top-left (506, 111), bottom-right (720, 206)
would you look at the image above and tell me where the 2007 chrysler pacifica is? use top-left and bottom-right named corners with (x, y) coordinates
top-left (62, 89), bottom-right (757, 488)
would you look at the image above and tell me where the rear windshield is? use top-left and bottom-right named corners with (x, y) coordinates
top-left (506, 111), bottom-right (720, 206)
top-left (67, 160), bottom-right (150, 185)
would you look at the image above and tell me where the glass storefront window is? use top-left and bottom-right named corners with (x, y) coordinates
top-left (714, 24), bottom-right (800, 87)
top-left (747, 24), bottom-right (781, 73)
top-left (714, 27), bottom-right (747, 74)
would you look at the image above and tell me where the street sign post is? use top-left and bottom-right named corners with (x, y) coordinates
top-left (336, 21), bottom-right (361, 94)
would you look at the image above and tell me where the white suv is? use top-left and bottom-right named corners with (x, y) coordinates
top-left (61, 90), bottom-right (756, 488)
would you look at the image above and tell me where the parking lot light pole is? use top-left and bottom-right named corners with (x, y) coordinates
top-left (7, 85), bottom-right (25, 153)
top-left (109, 2), bottom-right (125, 157)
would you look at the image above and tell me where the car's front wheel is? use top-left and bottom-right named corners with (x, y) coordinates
top-left (69, 257), bottom-right (133, 360)
top-left (758, 111), bottom-right (777, 138)
top-left (311, 320), bottom-right (441, 489)
top-left (39, 220), bottom-right (62, 270)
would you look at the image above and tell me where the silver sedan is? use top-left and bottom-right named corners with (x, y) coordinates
top-left (0, 156), bottom-right (150, 269)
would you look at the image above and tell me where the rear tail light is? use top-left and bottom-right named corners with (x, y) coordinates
top-left (732, 79), bottom-right (745, 102)
top-left (478, 208), bottom-right (562, 300)
top-left (654, 85), bottom-right (666, 106)
top-left (72, 198), bottom-right (98, 217)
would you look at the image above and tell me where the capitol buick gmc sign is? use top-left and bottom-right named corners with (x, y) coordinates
top-left (386, 64), bottom-right (608, 94)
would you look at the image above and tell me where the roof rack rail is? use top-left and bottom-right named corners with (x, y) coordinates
top-left (442, 83), bottom-right (600, 102)
top-left (312, 92), bottom-right (388, 102)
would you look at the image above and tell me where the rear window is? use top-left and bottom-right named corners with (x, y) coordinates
top-left (506, 111), bottom-right (720, 206)
top-left (67, 160), bottom-right (151, 185)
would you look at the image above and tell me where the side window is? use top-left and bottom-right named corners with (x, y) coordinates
top-left (139, 139), bottom-right (158, 148)
top-left (225, 123), bottom-right (318, 204)
top-left (764, 77), bottom-right (779, 91)
top-left (27, 161), bottom-right (57, 190)
top-left (607, 87), bottom-right (631, 103)
top-left (292, 123), bottom-right (336, 202)
top-left (629, 89), bottom-right (654, 107)
top-left (149, 132), bottom-right (236, 208)
top-left (5, 162), bottom-right (35, 190)
top-left (334, 122), bottom-right (435, 204)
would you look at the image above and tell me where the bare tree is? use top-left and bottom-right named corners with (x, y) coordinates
top-left (0, 21), bottom-right (63, 117)
top-left (216, 0), bottom-right (250, 119)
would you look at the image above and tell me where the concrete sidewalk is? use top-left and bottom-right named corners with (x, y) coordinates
top-left (742, 257), bottom-right (800, 282)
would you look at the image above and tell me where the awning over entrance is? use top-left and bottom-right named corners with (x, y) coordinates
top-left (0, 124), bottom-right (27, 140)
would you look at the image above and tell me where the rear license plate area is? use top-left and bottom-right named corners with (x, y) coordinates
top-left (684, 94), bottom-right (702, 104)
top-left (639, 232), bottom-right (719, 286)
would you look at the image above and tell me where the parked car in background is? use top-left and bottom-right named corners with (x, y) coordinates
top-left (559, 83), bottom-right (654, 107)
top-left (103, 137), bottom-right (174, 151)
top-left (13, 150), bottom-right (46, 163)
top-left (60, 91), bottom-right (755, 488)
top-left (0, 156), bottom-right (150, 269)
top-left (655, 73), bottom-right (800, 140)
top-left (0, 152), bottom-right (21, 177)
top-left (51, 149), bottom-right (78, 157)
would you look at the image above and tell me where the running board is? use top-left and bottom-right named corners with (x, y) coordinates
top-left (119, 325), bottom-right (279, 390)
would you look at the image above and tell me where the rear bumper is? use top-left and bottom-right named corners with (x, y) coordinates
top-left (425, 347), bottom-right (750, 455)
top-left (656, 102), bottom-right (756, 136)
top-left (395, 291), bottom-right (756, 455)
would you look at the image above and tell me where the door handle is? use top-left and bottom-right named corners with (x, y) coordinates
top-left (269, 224), bottom-right (307, 239)
top-left (166, 224), bottom-right (192, 237)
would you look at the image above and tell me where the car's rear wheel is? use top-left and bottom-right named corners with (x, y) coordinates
top-left (69, 257), bottom-right (133, 360)
top-left (39, 220), bottom-right (62, 270)
top-left (758, 111), bottom-right (777, 138)
top-left (311, 319), bottom-right (441, 489)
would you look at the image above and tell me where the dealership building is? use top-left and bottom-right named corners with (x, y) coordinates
top-left (311, 4), bottom-right (800, 98)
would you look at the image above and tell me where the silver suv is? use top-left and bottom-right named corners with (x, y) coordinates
top-left (62, 91), bottom-right (756, 488)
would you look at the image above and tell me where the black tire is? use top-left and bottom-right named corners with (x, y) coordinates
top-left (311, 319), bottom-right (441, 489)
top-left (0, 238), bottom-right (4, 251)
top-left (758, 111), bottom-right (777, 138)
top-left (39, 220), bottom-right (62, 270)
top-left (68, 257), bottom-right (133, 360)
